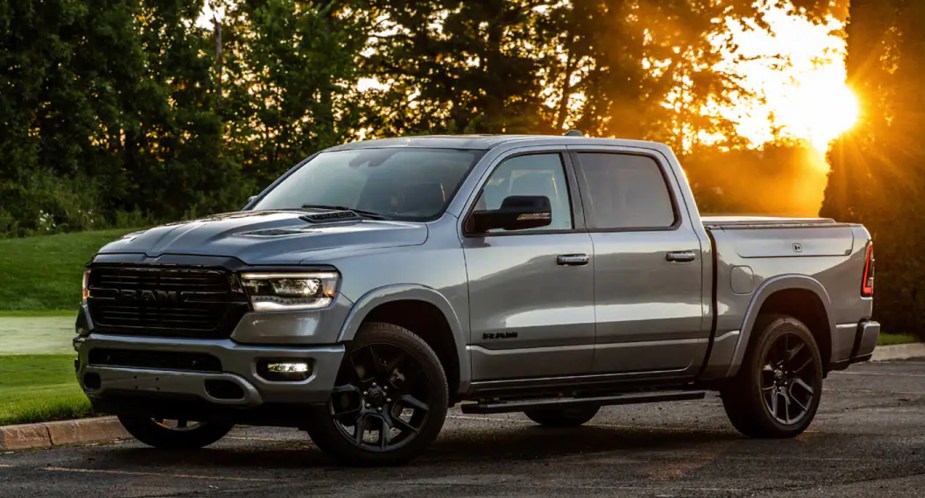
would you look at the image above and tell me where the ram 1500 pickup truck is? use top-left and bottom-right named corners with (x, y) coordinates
top-left (75, 135), bottom-right (879, 465)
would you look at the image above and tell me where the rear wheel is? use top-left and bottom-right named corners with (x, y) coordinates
top-left (524, 405), bottom-right (600, 427)
top-left (721, 314), bottom-right (823, 438)
top-left (117, 416), bottom-right (234, 449)
top-left (306, 322), bottom-right (449, 466)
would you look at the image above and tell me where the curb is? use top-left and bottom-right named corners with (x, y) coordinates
top-left (0, 416), bottom-right (127, 451)
top-left (872, 343), bottom-right (925, 362)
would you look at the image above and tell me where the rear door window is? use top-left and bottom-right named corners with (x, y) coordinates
top-left (574, 153), bottom-right (676, 230)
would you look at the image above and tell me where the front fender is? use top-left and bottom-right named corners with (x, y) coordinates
top-left (337, 284), bottom-right (471, 394)
top-left (725, 275), bottom-right (835, 378)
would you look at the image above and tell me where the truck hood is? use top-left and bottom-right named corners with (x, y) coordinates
top-left (97, 211), bottom-right (429, 265)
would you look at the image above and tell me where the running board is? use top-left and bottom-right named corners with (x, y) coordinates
top-left (460, 390), bottom-right (706, 414)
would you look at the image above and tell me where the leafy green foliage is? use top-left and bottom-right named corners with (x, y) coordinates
top-left (221, 0), bottom-right (371, 186)
top-left (0, 0), bottom-right (829, 238)
top-left (821, 0), bottom-right (925, 339)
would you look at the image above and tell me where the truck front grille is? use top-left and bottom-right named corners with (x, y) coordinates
top-left (86, 265), bottom-right (250, 339)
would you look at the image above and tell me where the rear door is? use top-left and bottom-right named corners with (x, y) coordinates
top-left (462, 150), bottom-right (596, 381)
top-left (570, 149), bottom-right (707, 376)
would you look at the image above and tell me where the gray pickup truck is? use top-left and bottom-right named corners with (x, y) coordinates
top-left (75, 135), bottom-right (879, 465)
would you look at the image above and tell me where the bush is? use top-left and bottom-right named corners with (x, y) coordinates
top-left (0, 171), bottom-right (104, 237)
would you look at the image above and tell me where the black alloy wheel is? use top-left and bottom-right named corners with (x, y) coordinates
top-left (721, 313), bottom-right (823, 438)
top-left (306, 322), bottom-right (448, 465)
top-left (329, 342), bottom-right (434, 452)
top-left (759, 331), bottom-right (819, 425)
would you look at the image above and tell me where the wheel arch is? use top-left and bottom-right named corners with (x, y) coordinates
top-left (727, 275), bottom-right (835, 378)
top-left (338, 285), bottom-right (470, 398)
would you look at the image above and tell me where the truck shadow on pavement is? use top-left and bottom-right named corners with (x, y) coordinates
top-left (97, 424), bottom-right (744, 470)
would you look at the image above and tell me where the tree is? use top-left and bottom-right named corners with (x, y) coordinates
top-left (221, 0), bottom-right (372, 186)
top-left (544, 0), bottom-right (771, 151)
top-left (822, 0), bottom-right (925, 336)
top-left (363, 0), bottom-right (552, 135)
top-left (125, 0), bottom-right (245, 219)
top-left (0, 0), bottom-right (143, 234)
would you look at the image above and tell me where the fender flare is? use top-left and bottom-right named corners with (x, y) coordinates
top-left (337, 284), bottom-right (470, 394)
top-left (725, 274), bottom-right (836, 378)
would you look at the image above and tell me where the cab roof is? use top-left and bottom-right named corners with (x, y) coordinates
top-left (326, 134), bottom-right (669, 152)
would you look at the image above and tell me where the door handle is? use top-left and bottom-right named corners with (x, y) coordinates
top-left (666, 251), bottom-right (696, 263)
top-left (557, 254), bottom-right (590, 266)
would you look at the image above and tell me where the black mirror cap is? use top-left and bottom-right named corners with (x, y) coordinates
top-left (468, 195), bottom-right (553, 233)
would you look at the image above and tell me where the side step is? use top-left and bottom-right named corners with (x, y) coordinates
top-left (460, 390), bottom-right (706, 415)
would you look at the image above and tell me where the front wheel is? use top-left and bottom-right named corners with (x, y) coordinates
top-left (117, 416), bottom-right (234, 449)
top-left (720, 314), bottom-right (823, 438)
top-left (306, 322), bottom-right (449, 466)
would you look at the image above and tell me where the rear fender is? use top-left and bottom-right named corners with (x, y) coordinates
top-left (725, 275), bottom-right (835, 378)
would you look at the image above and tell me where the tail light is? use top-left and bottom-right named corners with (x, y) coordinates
top-left (861, 243), bottom-right (875, 297)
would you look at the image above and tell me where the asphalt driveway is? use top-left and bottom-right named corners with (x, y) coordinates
top-left (0, 360), bottom-right (923, 497)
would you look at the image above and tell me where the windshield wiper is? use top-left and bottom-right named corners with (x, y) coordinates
top-left (300, 204), bottom-right (391, 220)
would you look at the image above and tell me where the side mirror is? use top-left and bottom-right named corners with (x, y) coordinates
top-left (468, 195), bottom-right (552, 233)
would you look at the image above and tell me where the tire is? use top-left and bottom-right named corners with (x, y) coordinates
top-left (720, 313), bottom-right (823, 438)
top-left (524, 405), bottom-right (600, 427)
top-left (117, 416), bottom-right (234, 449)
top-left (306, 322), bottom-right (449, 466)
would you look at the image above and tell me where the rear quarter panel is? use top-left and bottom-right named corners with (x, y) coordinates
top-left (701, 224), bottom-right (873, 379)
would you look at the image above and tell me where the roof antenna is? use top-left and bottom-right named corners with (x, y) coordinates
top-left (563, 129), bottom-right (583, 137)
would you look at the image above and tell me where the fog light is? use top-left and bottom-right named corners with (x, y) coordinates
top-left (257, 360), bottom-right (312, 381)
top-left (83, 372), bottom-right (101, 389)
top-left (268, 362), bottom-right (309, 373)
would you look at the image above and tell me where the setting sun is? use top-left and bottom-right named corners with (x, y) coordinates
top-left (717, 4), bottom-right (858, 151)
top-left (796, 81), bottom-right (860, 149)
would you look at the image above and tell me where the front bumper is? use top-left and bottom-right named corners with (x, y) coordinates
top-left (75, 333), bottom-right (345, 409)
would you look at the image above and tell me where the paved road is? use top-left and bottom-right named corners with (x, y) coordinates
top-left (1, 360), bottom-right (923, 497)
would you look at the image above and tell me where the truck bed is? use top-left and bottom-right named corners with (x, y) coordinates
top-left (702, 216), bottom-right (841, 229)
top-left (698, 216), bottom-right (872, 379)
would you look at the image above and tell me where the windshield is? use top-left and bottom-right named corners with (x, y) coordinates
top-left (252, 148), bottom-right (485, 221)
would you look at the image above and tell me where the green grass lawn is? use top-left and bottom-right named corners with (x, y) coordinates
top-left (0, 355), bottom-right (91, 426)
top-left (0, 228), bottom-right (137, 312)
top-left (0, 229), bottom-right (130, 426)
top-left (878, 332), bottom-right (918, 346)
top-left (0, 315), bottom-right (90, 425)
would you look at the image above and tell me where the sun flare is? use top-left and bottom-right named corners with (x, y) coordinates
top-left (718, 5), bottom-right (858, 152)
top-left (795, 81), bottom-right (860, 149)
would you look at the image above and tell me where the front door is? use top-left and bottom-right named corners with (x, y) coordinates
top-left (570, 150), bottom-right (707, 376)
top-left (462, 151), bottom-right (595, 381)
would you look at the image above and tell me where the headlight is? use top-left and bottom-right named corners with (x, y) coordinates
top-left (240, 272), bottom-right (339, 311)
top-left (82, 269), bottom-right (91, 303)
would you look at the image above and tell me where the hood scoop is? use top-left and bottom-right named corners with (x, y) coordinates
top-left (300, 210), bottom-right (362, 224)
top-left (243, 227), bottom-right (319, 237)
